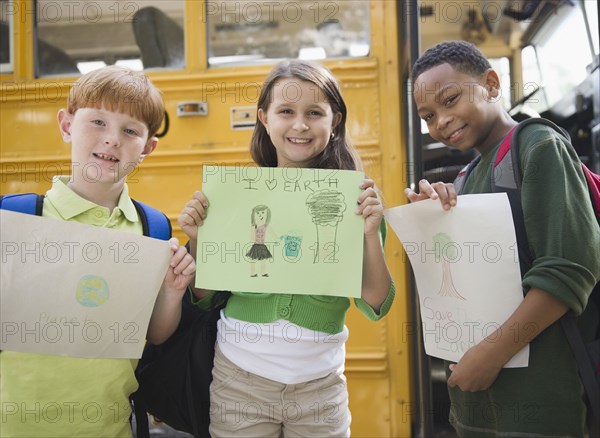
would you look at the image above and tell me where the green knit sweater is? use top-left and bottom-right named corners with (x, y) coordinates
top-left (448, 123), bottom-right (600, 437)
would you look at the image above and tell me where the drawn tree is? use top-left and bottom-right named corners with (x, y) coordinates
top-left (433, 232), bottom-right (466, 300)
top-left (306, 190), bottom-right (346, 263)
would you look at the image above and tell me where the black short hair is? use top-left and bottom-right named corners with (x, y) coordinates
top-left (412, 40), bottom-right (491, 81)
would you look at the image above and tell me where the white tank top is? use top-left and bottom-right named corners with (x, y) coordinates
top-left (216, 310), bottom-right (348, 384)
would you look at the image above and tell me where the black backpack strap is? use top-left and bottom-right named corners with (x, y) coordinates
top-left (560, 315), bottom-right (600, 437)
top-left (453, 156), bottom-right (481, 195)
top-left (130, 392), bottom-right (150, 438)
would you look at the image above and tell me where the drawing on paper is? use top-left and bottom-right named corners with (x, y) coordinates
top-left (75, 275), bottom-right (110, 307)
top-left (433, 232), bottom-right (466, 300)
top-left (246, 205), bottom-right (274, 277)
top-left (281, 230), bottom-right (303, 259)
top-left (306, 189), bottom-right (347, 263)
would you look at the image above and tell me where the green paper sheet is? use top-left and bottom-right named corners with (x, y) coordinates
top-left (196, 165), bottom-right (365, 297)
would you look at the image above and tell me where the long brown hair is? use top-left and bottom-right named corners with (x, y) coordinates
top-left (250, 60), bottom-right (361, 170)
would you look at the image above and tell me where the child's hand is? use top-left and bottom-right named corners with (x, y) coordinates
top-left (163, 237), bottom-right (196, 296)
top-left (404, 179), bottom-right (457, 210)
top-left (178, 191), bottom-right (209, 241)
top-left (147, 238), bottom-right (196, 345)
top-left (356, 178), bottom-right (383, 236)
top-left (447, 341), bottom-right (503, 392)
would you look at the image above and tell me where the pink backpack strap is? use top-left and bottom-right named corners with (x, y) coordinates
top-left (582, 164), bottom-right (600, 222)
top-left (495, 126), bottom-right (517, 166)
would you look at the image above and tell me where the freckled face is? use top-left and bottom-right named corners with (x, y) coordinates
top-left (258, 78), bottom-right (341, 168)
top-left (414, 63), bottom-right (502, 154)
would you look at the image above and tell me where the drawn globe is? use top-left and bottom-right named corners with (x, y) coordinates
top-left (76, 275), bottom-right (110, 307)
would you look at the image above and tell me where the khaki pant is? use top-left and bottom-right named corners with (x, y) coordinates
top-left (209, 345), bottom-right (351, 438)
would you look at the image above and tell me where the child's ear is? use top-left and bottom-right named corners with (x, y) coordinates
top-left (257, 108), bottom-right (269, 133)
top-left (57, 109), bottom-right (73, 143)
top-left (332, 112), bottom-right (342, 130)
top-left (139, 137), bottom-right (158, 162)
top-left (483, 68), bottom-right (501, 99)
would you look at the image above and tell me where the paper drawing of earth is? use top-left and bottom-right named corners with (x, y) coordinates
top-left (75, 275), bottom-right (110, 307)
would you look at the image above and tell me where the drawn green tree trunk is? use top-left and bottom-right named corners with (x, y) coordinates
top-left (433, 232), bottom-right (466, 300)
top-left (306, 190), bottom-right (347, 263)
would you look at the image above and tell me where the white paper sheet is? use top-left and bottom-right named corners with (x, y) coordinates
top-left (0, 210), bottom-right (171, 359)
top-left (384, 193), bottom-right (528, 367)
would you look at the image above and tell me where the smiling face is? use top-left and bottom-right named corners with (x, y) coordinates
top-left (251, 206), bottom-right (271, 226)
top-left (414, 63), bottom-right (505, 154)
top-left (58, 107), bottom-right (157, 187)
top-left (255, 209), bottom-right (267, 225)
top-left (257, 78), bottom-right (341, 168)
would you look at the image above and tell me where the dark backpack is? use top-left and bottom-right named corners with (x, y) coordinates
top-left (0, 192), bottom-right (172, 438)
top-left (454, 117), bottom-right (600, 437)
top-left (134, 290), bottom-right (230, 438)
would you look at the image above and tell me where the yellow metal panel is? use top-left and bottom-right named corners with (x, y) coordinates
top-left (370, 1), bottom-right (413, 437)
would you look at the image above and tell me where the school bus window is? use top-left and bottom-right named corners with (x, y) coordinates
top-left (488, 57), bottom-right (510, 110)
top-left (523, 2), bottom-right (596, 112)
top-left (520, 45), bottom-right (548, 114)
top-left (583, 0), bottom-right (599, 56)
top-left (34, 0), bottom-right (184, 77)
top-left (207, 0), bottom-right (370, 67)
top-left (0, 0), bottom-right (14, 74)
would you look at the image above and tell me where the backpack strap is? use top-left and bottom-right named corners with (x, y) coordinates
top-left (493, 118), bottom-right (571, 269)
top-left (453, 156), bottom-right (481, 195)
top-left (131, 199), bottom-right (171, 241)
top-left (0, 194), bottom-right (172, 241)
top-left (560, 314), bottom-right (600, 437)
top-left (581, 164), bottom-right (600, 223)
top-left (492, 118), bottom-right (600, 434)
top-left (130, 393), bottom-right (150, 438)
top-left (491, 124), bottom-right (535, 271)
top-left (129, 200), bottom-right (170, 438)
top-left (0, 193), bottom-right (45, 215)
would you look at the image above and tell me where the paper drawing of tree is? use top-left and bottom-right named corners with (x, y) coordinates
top-left (306, 189), bottom-right (347, 263)
top-left (433, 232), bottom-right (466, 300)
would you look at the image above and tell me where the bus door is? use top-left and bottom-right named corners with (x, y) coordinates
top-left (404, 0), bottom-right (599, 436)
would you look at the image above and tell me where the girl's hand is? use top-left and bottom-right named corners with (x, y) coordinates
top-left (163, 238), bottom-right (196, 296)
top-left (356, 178), bottom-right (383, 236)
top-left (178, 191), bottom-right (209, 241)
top-left (404, 179), bottom-right (457, 210)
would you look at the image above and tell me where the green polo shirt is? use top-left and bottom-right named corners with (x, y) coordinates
top-left (1, 176), bottom-right (143, 437)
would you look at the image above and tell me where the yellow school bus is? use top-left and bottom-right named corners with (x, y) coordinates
top-left (1, 0), bottom-right (598, 436)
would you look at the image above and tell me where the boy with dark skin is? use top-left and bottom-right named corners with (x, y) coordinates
top-left (406, 41), bottom-right (600, 437)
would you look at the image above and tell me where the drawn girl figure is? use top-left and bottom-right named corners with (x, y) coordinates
top-left (246, 204), bottom-right (273, 277)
